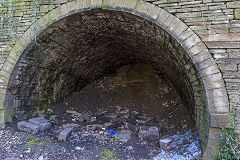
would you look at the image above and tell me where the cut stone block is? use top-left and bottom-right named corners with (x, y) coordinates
top-left (160, 137), bottom-right (172, 151)
top-left (125, 122), bottom-right (139, 133)
top-left (17, 121), bottom-right (40, 135)
top-left (5, 158), bottom-right (19, 160)
top-left (115, 130), bottom-right (132, 143)
top-left (28, 117), bottom-right (51, 131)
top-left (58, 128), bottom-right (73, 141)
top-left (138, 126), bottom-right (159, 140)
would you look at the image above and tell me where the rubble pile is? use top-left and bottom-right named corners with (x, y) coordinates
top-left (16, 105), bottom-right (201, 159)
top-left (60, 105), bottom-right (161, 142)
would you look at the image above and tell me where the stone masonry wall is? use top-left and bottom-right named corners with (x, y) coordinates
top-left (147, 0), bottom-right (240, 132)
top-left (0, 0), bottom-right (239, 131)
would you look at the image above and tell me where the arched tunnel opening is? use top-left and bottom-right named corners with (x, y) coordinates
top-left (5, 10), bottom-right (207, 159)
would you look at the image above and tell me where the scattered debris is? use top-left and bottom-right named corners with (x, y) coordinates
top-left (138, 126), bottom-right (159, 140)
top-left (159, 138), bottom-right (172, 151)
top-left (104, 130), bottom-right (119, 135)
top-left (58, 128), bottom-right (73, 141)
top-left (75, 146), bottom-right (85, 151)
top-left (154, 131), bottom-right (201, 160)
top-left (17, 121), bottom-right (40, 135)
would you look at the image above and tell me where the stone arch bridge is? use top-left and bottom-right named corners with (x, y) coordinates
top-left (0, 0), bottom-right (240, 159)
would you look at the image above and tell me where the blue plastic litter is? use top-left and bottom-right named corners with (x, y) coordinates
top-left (104, 130), bottom-right (119, 134)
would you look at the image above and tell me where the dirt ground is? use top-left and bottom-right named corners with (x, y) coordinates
top-left (0, 63), bottom-right (197, 160)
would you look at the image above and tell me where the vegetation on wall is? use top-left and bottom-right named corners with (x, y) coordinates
top-left (217, 105), bottom-right (240, 160)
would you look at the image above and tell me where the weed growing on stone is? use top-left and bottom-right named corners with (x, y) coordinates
top-left (217, 105), bottom-right (240, 160)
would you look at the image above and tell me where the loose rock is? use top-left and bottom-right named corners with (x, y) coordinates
top-left (28, 117), bottom-right (51, 131)
top-left (17, 121), bottom-right (40, 135)
top-left (138, 126), bottom-right (159, 140)
top-left (125, 122), bottom-right (139, 133)
top-left (159, 138), bottom-right (172, 151)
top-left (58, 128), bottom-right (73, 141)
top-left (115, 130), bottom-right (132, 143)
top-left (75, 146), bottom-right (85, 151)
top-left (4, 158), bottom-right (19, 160)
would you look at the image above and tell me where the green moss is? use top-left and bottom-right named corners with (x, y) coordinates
top-left (100, 149), bottom-right (118, 160)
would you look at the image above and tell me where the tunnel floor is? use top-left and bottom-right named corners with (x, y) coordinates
top-left (1, 64), bottom-right (202, 160)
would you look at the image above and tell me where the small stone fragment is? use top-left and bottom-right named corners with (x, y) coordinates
top-left (159, 138), bottom-right (172, 151)
top-left (4, 158), bottom-right (19, 160)
top-left (126, 146), bottom-right (133, 150)
top-left (28, 117), bottom-right (51, 131)
top-left (136, 115), bottom-right (150, 124)
top-left (121, 113), bottom-right (131, 119)
top-left (58, 128), bottom-right (73, 141)
top-left (119, 109), bottom-right (130, 114)
top-left (17, 121), bottom-right (40, 135)
top-left (104, 122), bottom-right (122, 130)
top-left (163, 87), bottom-right (169, 93)
top-left (125, 122), bottom-right (139, 133)
top-left (86, 124), bottom-right (103, 131)
top-left (38, 156), bottom-right (44, 160)
top-left (62, 123), bottom-right (79, 129)
top-left (116, 105), bottom-right (123, 112)
top-left (78, 115), bottom-right (89, 122)
top-left (106, 113), bottom-right (118, 118)
top-left (115, 130), bottom-right (132, 143)
top-left (138, 126), bottom-right (159, 140)
top-left (75, 146), bottom-right (85, 151)
top-left (66, 110), bottom-right (79, 114)
top-left (90, 116), bottom-right (97, 122)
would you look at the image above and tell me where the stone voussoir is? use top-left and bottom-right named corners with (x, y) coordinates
top-left (134, 1), bottom-right (160, 22)
top-left (210, 113), bottom-right (232, 128)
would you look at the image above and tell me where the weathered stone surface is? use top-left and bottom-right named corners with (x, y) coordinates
top-left (28, 117), bottom-right (51, 131)
top-left (138, 126), bottom-right (159, 140)
top-left (210, 114), bottom-right (231, 128)
top-left (234, 9), bottom-right (240, 19)
top-left (58, 128), bottom-right (73, 141)
top-left (115, 130), bottom-right (132, 143)
top-left (17, 121), bottom-right (40, 135)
